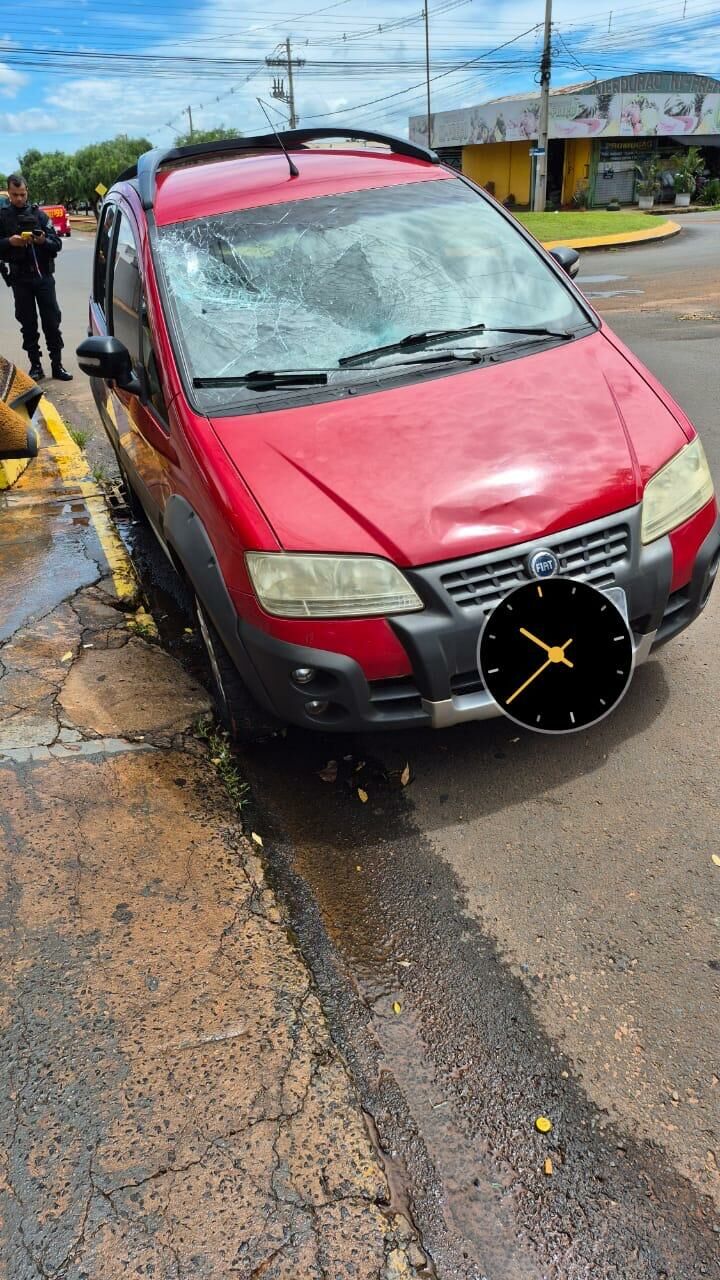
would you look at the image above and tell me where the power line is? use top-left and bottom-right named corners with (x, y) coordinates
top-left (301, 24), bottom-right (541, 120)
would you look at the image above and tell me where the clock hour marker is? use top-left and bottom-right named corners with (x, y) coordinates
top-left (536, 714), bottom-right (542, 723)
top-left (613, 635), bottom-right (624, 641)
top-left (600, 698), bottom-right (606, 706)
top-left (616, 668), bottom-right (624, 675)
top-left (571, 586), bottom-right (576, 596)
top-left (569, 711), bottom-right (575, 724)
top-left (488, 668), bottom-right (499, 674)
top-left (600, 604), bottom-right (607, 611)
top-left (537, 585), bottom-right (543, 597)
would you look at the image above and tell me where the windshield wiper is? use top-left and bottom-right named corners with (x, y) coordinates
top-left (193, 369), bottom-right (329, 389)
top-left (339, 325), bottom-right (573, 367)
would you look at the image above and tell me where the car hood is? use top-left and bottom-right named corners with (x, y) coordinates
top-left (209, 330), bottom-right (691, 565)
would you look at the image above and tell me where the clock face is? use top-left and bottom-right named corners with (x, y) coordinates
top-left (477, 577), bottom-right (634, 733)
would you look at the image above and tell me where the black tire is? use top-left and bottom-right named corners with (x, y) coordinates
top-left (195, 600), bottom-right (280, 744)
top-left (118, 462), bottom-right (147, 523)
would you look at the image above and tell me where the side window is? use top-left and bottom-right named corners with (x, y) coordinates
top-left (141, 299), bottom-right (169, 422)
top-left (93, 203), bottom-right (116, 311)
top-left (111, 212), bottom-right (141, 364)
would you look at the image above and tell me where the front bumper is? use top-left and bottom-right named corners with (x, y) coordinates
top-left (238, 503), bottom-right (720, 732)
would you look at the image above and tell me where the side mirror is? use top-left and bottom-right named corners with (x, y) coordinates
top-left (549, 246), bottom-right (580, 279)
top-left (76, 335), bottom-right (142, 395)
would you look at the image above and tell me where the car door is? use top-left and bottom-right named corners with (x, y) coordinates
top-left (91, 202), bottom-right (177, 531)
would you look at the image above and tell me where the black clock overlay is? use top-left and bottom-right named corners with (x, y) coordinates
top-left (477, 577), bottom-right (634, 733)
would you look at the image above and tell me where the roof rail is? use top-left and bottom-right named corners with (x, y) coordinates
top-left (115, 128), bottom-right (439, 211)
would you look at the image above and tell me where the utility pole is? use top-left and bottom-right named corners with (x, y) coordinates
top-left (424, 5), bottom-right (432, 148)
top-left (533, 0), bottom-right (552, 212)
top-left (185, 106), bottom-right (195, 141)
top-left (266, 39), bottom-right (305, 129)
top-left (286, 38), bottom-right (297, 130)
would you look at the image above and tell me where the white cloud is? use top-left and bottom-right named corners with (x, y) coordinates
top-left (0, 108), bottom-right (56, 133)
top-left (0, 61), bottom-right (25, 97)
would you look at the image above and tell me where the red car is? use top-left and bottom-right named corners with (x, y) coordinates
top-left (40, 205), bottom-right (71, 237)
top-left (77, 129), bottom-right (719, 740)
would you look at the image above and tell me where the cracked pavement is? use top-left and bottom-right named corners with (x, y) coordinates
top-left (0, 414), bottom-right (428, 1278)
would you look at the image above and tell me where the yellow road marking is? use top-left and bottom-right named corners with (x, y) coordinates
top-left (40, 396), bottom-right (156, 632)
top-left (542, 220), bottom-right (681, 251)
top-left (0, 457), bottom-right (31, 490)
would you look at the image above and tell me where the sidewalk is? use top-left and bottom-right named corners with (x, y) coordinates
top-left (0, 401), bottom-right (428, 1278)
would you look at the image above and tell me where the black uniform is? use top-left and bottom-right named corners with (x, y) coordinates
top-left (0, 203), bottom-right (64, 369)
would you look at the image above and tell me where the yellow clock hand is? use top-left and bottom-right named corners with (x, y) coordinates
top-left (520, 627), bottom-right (551, 653)
top-left (520, 628), bottom-right (574, 668)
top-left (506, 657), bottom-right (551, 705)
top-left (506, 637), bottom-right (575, 706)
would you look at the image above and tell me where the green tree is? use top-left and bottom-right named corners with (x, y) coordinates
top-left (17, 151), bottom-right (79, 205)
top-left (16, 149), bottom-right (43, 188)
top-left (174, 125), bottom-right (241, 147)
top-left (0, 173), bottom-right (7, 190)
top-left (73, 135), bottom-right (153, 205)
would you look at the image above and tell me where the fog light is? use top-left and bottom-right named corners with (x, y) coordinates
top-left (292, 667), bottom-right (315, 684)
top-left (305, 699), bottom-right (329, 716)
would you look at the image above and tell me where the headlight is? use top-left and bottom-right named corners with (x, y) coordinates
top-left (641, 438), bottom-right (714, 544)
top-left (245, 553), bottom-right (423, 618)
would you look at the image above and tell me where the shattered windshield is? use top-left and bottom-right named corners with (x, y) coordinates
top-left (156, 179), bottom-right (589, 387)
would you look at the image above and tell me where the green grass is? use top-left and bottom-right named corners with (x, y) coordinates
top-left (196, 721), bottom-right (251, 812)
top-left (516, 211), bottom-right (665, 242)
top-left (67, 426), bottom-right (89, 449)
top-left (90, 462), bottom-right (110, 485)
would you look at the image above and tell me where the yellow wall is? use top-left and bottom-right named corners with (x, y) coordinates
top-left (462, 142), bottom-right (532, 205)
top-left (562, 139), bottom-right (593, 205)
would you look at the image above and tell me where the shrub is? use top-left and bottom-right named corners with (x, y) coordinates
top-left (699, 177), bottom-right (720, 206)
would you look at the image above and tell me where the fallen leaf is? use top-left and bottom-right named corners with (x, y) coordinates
top-left (535, 1116), bottom-right (553, 1134)
top-left (251, 832), bottom-right (263, 847)
top-left (357, 788), bottom-right (369, 803)
top-left (392, 1001), bottom-right (402, 1015)
top-left (183, 627), bottom-right (193, 634)
top-left (60, 651), bottom-right (73, 663)
top-left (355, 864), bottom-right (362, 872)
top-left (712, 854), bottom-right (720, 867)
top-left (543, 1158), bottom-right (553, 1176)
top-left (400, 763), bottom-right (411, 787)
top-left (399, 959), bottom-right (412, 968)
top-left (210, 757), bottom-right (222, 765)
top-left (317, 760), bottom-right (338, 782)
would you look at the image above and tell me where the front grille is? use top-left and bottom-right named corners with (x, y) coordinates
top-left (663, 585), bottom-right (691, 620)
top-left (368, 676), bottom-right (423, 715)
top-left (441, 523), bottom-right (631, 612)
top-left (450, 669), bottom-right (485, 697)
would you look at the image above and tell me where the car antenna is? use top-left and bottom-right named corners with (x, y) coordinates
top-left (256, 99), bottom-right (299, 178)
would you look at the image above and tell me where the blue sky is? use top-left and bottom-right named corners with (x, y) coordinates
top-left (2, 0), bottom-right (720, 174)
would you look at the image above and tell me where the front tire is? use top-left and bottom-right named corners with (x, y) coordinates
top-left (195, 600), bottom-right (279, 744)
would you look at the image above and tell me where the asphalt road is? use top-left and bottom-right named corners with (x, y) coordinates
top-left (5, 223), bottom-right (719, 1278)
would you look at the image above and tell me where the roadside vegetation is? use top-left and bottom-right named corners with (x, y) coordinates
top-left (516, 211), bottom-right (669, 241)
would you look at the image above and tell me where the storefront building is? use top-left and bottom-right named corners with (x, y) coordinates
top-left (409, 72), bottom-right (720, 206)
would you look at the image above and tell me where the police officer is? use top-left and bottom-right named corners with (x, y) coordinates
top-left (0, 173), bottom-right (72, 382)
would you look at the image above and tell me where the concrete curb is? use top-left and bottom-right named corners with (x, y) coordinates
top-left (541, 219), bottom-right (682, 253)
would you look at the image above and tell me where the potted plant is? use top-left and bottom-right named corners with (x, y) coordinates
top-left (633, 155), bottom-right (660, 209)
top-left (671, 146), bottom-right (704, 206)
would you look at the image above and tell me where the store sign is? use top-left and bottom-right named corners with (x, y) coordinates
top-left (411, 91), bottom-right (720, 147)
